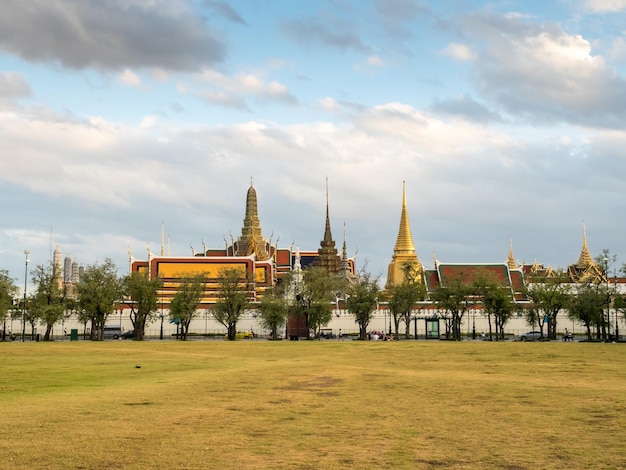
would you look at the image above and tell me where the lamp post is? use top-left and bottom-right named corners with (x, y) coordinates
top-left (603, 257), bottom-right (610, 341)
top-left (472, 308), bottom-right (476, 340)
top-left (615, 276), bottom-right (620, 341)
top-left (22, 250), bottom-right (29, 342)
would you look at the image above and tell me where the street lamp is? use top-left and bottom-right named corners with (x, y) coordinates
top-left (603, 256), bottom-right (610, 341)
top-left (472, 308), bottom-right (476, 340)
top-left (615, 275), bottom-right (620, 340)
top-left (22, 250), bottom-right (29, 342)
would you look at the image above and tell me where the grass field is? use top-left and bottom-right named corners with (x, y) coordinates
top-left (1, 340), bottom-right (625, 469)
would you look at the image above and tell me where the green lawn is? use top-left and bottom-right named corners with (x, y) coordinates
top-left (1, 340), bottom-right (624, 469)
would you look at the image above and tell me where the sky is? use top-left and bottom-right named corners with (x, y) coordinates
top-left (2, 0), bottom-right (626, 293)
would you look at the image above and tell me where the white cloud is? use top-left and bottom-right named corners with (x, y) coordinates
top-left (319, 97), bottom-right (342, 112)
top-left (139, 115), bottom-right (157, 128)
top-left (193, 68), bottom-right (297, 107)
top-left (463, 13), bottom-right (626, 127)
top-left (366, 55), bottom-right (385, 66)
top-left (584, 0), bottom-right (626, 12)
top-left (118, 69), bottom-right (141, 86)
top-left (441, 43), bottom-right (476, 61)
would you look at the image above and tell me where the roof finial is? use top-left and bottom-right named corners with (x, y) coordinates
top-left (161, 220), bottom-right (165, 256)
top-left (326, 176), bottom-right (329, 209)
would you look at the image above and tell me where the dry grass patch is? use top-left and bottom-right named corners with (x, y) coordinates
top-left (0, 340), bottom-right (625, 469)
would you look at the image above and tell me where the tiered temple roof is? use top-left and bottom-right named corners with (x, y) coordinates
top-left (567, 224), bottom-right (604, 283)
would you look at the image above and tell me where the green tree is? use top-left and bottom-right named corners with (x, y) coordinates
top-left (472, 270), bottom-right (517, 340)
top-left (213, 267), bottom-right (249, 340)
top-left (309, 301), bottom-right (333, 339)
top-left (431, 275), bottom-right (472, 340)
top-left (298, 266), bottom-right (341, 339)
top-left (387, 263), bottom-right (426, 339)
top-left (122, 271), bottom-right (162, 340)
top-left (482, 283), bottom-right (516, 340)
top-left (258, 290), bottom-right (287, 339)
top-left (346, 270), bottom-right (380, 340)
top-left (76, 259), bottom-right (121, 341)
top-left (169, 273), bottom-right (205, 340)
top-left (524, 270), bottom-right (570, 340)
top-left (30, 261), bottom-right (67, 341)
top-left (0, 270), bottom-right (18, 340)
top-left (567, 283), bottom-right (607, 340)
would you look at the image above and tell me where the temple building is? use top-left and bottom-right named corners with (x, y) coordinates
top-left (566, 224), bottom-right (605, 283)
top-left (129, 181), bottom-right (356, 308)
top-left (383, 181), bottom-right (617, 305)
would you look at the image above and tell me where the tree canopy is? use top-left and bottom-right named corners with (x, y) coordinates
top-left (431, 274), bottom-right (472, 340)
top-left (213, 268), bottom-right (249, 340)
top-left (346, 270), bottom-right (380, 340)
top-left (386, 263), bottom-right (426, 339)
top-left (122, 271), bottom-right (162, 340)
top-left (76, 259), bottom-right (121, 340)
top-left (258, 290), bottom-right (287, 340)
top-left (29, 261), bottom-right (67, 341)
top-left (523, 270), bottom-right (570, 340)
top-left (294, 266), bottom-right (341, 339)
top-left (169, 273), bottom-right (205, 340)
top-left (0, 270), bottom-right (18, 340)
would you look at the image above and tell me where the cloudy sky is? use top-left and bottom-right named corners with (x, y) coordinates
top-left (2, 0), bottom-right (626, 291)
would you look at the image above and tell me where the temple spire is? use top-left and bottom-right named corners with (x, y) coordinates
top-left (314, 178), bottom-right (341, 272)
top-left (236, 182), bottom-right (269, 260)
top-left (323, 177), bottom-right (333, 243)
top-left (577, 220), bottom-right (595, 268)
top-left (340, 221), bottom-right (353, 279)
top-left (392, 181), bottom-right (416, 255)
top-left (386, 181), bottom-right (422, 288)
top-left (507, 237), bottom-right (517, 270)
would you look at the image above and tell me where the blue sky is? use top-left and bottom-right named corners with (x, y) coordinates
top-left (2, 0), bottom-right (626, 292)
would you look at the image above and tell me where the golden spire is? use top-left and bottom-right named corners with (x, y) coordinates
top-left (577, 221), bottom-right (595, 267)
top-left (386, 181), bottom-right (421, 288)
top-left (507, 237), bottom-right (517, 270)
top-left (392, 181), bottom-right (416, 255)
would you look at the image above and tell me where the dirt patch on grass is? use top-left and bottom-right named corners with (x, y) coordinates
top-left (277, 375), bottom-right (342, 392)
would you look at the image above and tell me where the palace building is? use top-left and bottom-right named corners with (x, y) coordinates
top-left (129, 181), bottom-right (356, 308)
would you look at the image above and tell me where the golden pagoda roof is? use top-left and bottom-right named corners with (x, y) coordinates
top-left (386, 181), bottom-right (421, 289)
top-left (507, 238), bottom-right (517, 270)
top-left (392, 181), bottom-right (417, 256)
top-left (577, 222), bottom-right (595, 268)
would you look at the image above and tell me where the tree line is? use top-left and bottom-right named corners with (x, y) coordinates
top-left (1, 252), bottom-right (625, 342)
